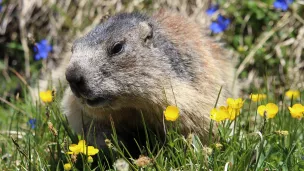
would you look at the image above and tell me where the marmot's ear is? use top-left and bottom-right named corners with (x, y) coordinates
top-left (139, 22), bottom-right (153, 45)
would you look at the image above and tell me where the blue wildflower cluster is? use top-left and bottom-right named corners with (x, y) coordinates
top-left (206, 0), bottom-right (294, 34)
top-left (28, 118), bottom-right (36, 129)
top-left (273, 0), bottom-right (293, 11)
top-left (210, 15), bottom-right (230, 34)
top-left (206, 4), bottom-right (230, 34)
top-left (206, 4), bottom-right (219, 16)
top-left (33, 39), bottom-right (52, 60)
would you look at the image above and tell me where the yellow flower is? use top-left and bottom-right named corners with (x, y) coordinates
top-left (225, 98), bottom-right (244, 120)
top-left (227, 98), bottom-right (244, 109)
top-left (257, 103), bottom-right (279, 119)
top-left (64, 163), bottom-right (72, 171)
top-left (210, 106), bottom-right (229, 122)
top-left (164, 106), bottom-right (179, 121)
top-left (88, 156), bottom-right (93, 163)
top-left (285, 90), bottom-right (300, 99)
top-left (250, 94), bottom-right (266, 102)
top-left (39, 90), bottom-right (53, 103)
top-left (227, 106), bottom-right (240, 120)
top-left (288, 104), bottom-right (304, 119)
top-left (68, 140), bottom-right (99, 156)
top-left (210, 98), bottom-right (244, 121)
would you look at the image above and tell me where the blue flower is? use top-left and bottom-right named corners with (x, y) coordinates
top-left (210, 15), bottom-right (230, 34)
top-left (206, 4), bottom-right (219, 16)
top-left (33, 39), bottom-right (52, 60)
top-left (28, 119), bottom-right (36, 129)
top-left (273, 0), bottom-right (293, 11)
top-left (0, 0), bottom-right (2, 12)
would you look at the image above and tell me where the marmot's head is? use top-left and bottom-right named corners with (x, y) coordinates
top-left (66, 13), bottom-right (195, 109)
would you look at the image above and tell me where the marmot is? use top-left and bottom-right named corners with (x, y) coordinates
top-left (62, 10), bottom-right (236, 151)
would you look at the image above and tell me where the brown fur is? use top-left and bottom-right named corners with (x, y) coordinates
top-left (62, 10), bottom-right (237, 149)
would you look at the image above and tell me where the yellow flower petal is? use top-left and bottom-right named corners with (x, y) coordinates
top-left (39, 90), bottom-right (53, 103)
top-left (227, 106), bottom-right (240, 120)
top-left (250, 94), bottom-right (266, 102)
top-left (78, 140), bottom-right (87, 146)
top-left (68, 140), bottom-right (99, 156)
top-left (265, 103), bottom-right (279, 118)
top-left (210, 106), bottom-right (229, 122)
top-left (69, 145), bottom-right (81, 154)
top-left (164, 106), bottom-right (179, 121)
top-left (227, 98), bottom-right (244, 109)
top-left (86, 146), bottom-right (99, 156)
top-left (257, 105), bottom-right (266, 117)
top-left (288, 104), bottom-right (304, 119)
top-left (257, 103), bottom-right (278, 119)
top-left (285, 90), bottom-right (300, 99)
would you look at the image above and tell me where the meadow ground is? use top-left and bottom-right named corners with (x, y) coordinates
top-left (0, 0), bottom-right (304, 170)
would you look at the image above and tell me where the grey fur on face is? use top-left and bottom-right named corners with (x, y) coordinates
top-left (66, 12), bottom-right (195, 108)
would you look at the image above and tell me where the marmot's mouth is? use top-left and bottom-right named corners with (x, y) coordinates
top-left (85, 96), bottom-right (113, 107)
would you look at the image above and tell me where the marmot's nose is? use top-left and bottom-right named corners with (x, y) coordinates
top-left (65, 64), bottom-right (85, 97)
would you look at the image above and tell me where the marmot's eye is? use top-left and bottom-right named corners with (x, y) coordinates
top-left (110, 42), bottom-right (124, 55)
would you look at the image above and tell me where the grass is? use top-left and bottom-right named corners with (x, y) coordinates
top-left (0, 83), bottom-right (303, 170)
